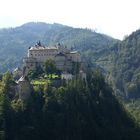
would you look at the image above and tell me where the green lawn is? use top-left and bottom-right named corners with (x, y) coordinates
top-left (31, 74), bottom-right (60, 85)
top-left (31, 79), bottom-right (50, 85)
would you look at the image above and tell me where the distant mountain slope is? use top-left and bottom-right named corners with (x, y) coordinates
top-left (0, 22), bottom-right (117, 72)
top-left (109, 29), bottom-right (140, 99)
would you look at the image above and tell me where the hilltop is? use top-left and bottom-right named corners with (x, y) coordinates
top-left (1, 22), bottom-right (140, 101)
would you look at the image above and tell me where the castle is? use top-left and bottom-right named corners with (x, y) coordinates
top-left (24, 41), bottom-right (81, 72)
top-left (13, 42), bottom-right (85, 101)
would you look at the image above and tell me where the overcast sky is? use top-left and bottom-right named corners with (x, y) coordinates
top-left (0, 0), bottom-right (140, 40)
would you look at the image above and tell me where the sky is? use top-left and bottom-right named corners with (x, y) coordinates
top-left (0, 0), bottom-right (140, 40)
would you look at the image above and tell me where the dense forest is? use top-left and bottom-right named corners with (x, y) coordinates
top-left (0, 70), bottom-right (140, 140)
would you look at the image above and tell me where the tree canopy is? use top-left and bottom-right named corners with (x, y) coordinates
top-left (0, 70), bottom-right (139, 140)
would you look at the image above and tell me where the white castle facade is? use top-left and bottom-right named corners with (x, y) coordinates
top-left (24, 42), bottom-right (81, 72)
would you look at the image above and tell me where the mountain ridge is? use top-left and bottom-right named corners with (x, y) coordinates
top-left (0, 22), bottom-right (117, 72)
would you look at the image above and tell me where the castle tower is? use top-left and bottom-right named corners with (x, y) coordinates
top-left (17, 76), bottom-right (32, 100)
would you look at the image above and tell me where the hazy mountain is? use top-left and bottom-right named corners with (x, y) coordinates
top-left (0, 22), bottom-right (117, 72)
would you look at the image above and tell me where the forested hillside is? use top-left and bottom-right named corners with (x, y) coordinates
top-left (0, 22), bottom-right (117, 72)
top-left (109, 30), bottom-right (140, 99)
top-left (0, 70), bottom-right (139, 140)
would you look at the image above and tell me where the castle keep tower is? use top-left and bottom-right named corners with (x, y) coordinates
top-left (17, 76), bottom-right (32, 100)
